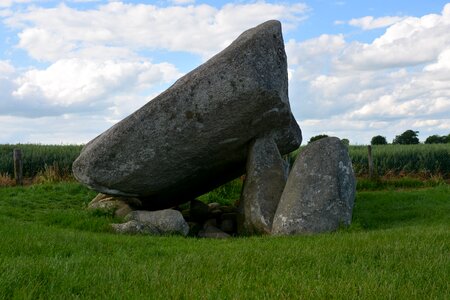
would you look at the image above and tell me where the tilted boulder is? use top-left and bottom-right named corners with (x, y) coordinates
top-left (272, 137), bottom-right (356, 235)
top-left (73, 20), bottom-right (301, 210)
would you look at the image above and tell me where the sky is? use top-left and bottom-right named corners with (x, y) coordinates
top-left (1, 0), bottom-right (450, 145)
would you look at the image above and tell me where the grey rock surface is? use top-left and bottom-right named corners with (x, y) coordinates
top-left (111, 220), bottom-right (148, 234)
top-left (208, 202), bottom-right (221, 211)
top-left (238, 137), bottom-right (287, 235)
top-left (220, 212), bottom-right (237, 233)
top-left (220, 219), bottom-right (236, 233)
top-left (88, 193), bottom-right (141, 218)
top-left (190, 199), bottom-right (210, 222)
top-left (113, 209), bottom-right (189, 236)
top-left (198, 225), bottom-right (231, 239)
top-left (72, 20), bottom-right (301, 210)
top-left (272, 137), bottom-right (356, 235)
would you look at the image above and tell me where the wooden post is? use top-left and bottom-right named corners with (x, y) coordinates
top-left (368, 145), bottom-right (373, 178)
top-left (13, 149), bottom-right (23, 186)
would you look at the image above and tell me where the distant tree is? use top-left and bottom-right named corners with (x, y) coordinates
top-left (393, 130), bottom-right (419, 145)
top-left (371, 135), bottom-right (387, 145)
top-left (308, 134), bottom-right (329, 144)
top-left (425, 135), bottom-right (446, 144)
top-left (341, 138), bottom-right (350, 146)
top-left (446, 134), bottom-right (450, 143)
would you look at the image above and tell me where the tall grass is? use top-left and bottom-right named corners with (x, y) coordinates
top-left (290, 143), bottom-right (450, 178)
top-left (0, 144), bottom-right (82, 178)
top-left (1, 143), bottom-right (449, 181)
top-left (349, 144), bottom-right (450, 177)
top-left (198, 177), bottom-right (243, 205)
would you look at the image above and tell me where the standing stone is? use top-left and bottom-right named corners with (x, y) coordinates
top-left (238, 137), bottom-right (288, 235)
top-left (272, 137), bottom-right (356, 235)
top-left (112, 209), bottom-right (189, 236)
top-left (72, 20), bottom-right (301, 210)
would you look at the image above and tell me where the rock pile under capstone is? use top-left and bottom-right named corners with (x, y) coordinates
top-left (74, 20), bottom-right (356, 238)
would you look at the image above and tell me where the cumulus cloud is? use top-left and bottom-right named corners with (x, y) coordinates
top-left (0, 1), bottom-right (309, 143)
top-left (347, 16), bottom-right (405, 30)
top-left (287, 4), bottom-right (450, 142)
top-left (0, 58), bottom-right (181, 119)
top-left (2, 1), bottom-right (450, 144)
top-left (4, 1), bottom-right (309, 61)
top-left (424, 48), bottom-right (450, 73)
top-left (169, 0), bottom-right (195, 5)
top-left (0, 0), bottom-right (34, 8)
top-left (334, 8), bottom-right (450, 71)
top-left (13, 58), bottom-right (180, 106)
top-left (0, 60), bottom-right (14, 77)
top-left (70, 0), bottom-right (101, 3)
top-left (0, 114), bottom-right (113, 144)
top-left (0, 8), bottom-right (12, 16)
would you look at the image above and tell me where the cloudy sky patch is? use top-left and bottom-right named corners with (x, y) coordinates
top-left (1, 0), bottom-right (449, 144)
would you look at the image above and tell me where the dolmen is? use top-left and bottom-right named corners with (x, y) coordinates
top-left (73, 20), bottom-right (356, 237)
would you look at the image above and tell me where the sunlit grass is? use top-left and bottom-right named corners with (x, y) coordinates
top-left (0, 183), bottom-right (448, 298)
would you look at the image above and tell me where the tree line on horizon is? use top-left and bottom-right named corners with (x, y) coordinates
top-left (308, 130), bottom-right (450, 145)
top-left (371, 130), bottom-right (450, 145)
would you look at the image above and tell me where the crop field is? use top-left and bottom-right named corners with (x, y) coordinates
top-left (0, 144), bottom-right (82, 178)
top-left (348, 144), bottom-right (450, 177)
top-left (1, 143), bottom-right (449, 181)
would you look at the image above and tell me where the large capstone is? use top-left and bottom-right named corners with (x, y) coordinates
top-left (73, 20), bottom-right (301, 210)
top-left (271, 137), bottom-right (356, 235)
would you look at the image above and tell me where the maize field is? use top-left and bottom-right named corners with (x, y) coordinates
top-left (0, 143), bottom-right (449, 179)
top-left (0, 144), bottom-right (82, 178)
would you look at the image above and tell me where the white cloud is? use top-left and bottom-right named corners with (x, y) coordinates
top-left (2, 1), bottom-right (450, 144)
top-left (0, 8), bottom-right (12, 16)
top-left (170, 0), bottom-right (195, 5)
top-left (348, 16), bottom-right (405, 30)
top-left (0, 60), bottom-right (14, 77)
top-left (13, 58), bottom-right (181, 107)
top-left (0, 114), bottom-right (112, 144)
top-left (4, 1), bottom-right (309, 61)
top-left (327, 5), bottom-right (450, 72)
top-left (0, 0), bottom-right (34, 8)
top-left (286, 34), bottom-right (345, 65)
top-left (287, 5), bottom-right (450, 143)
top-left (0, 57), bottom-right (181, 120)
top-left (337, 11), bottom-right (450, 70)
top-left (17, 27), bottom-right (77, 62)
top-left (70, 0), bottom-right (101, 3)
top-left (424, 48), bottom-right (450, 73)
top-left (0, 1), bottom-right (308, 125)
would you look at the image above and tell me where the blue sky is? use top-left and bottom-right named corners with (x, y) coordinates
top-left (1, 0), bottom-right (449, 144)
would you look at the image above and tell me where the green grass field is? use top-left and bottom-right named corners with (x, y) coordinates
top-left (0, 182), bottom-right (449, 299)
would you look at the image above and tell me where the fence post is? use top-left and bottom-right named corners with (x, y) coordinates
top-left (13, 149), bottom-right (23, 185)
top-left (368, 145), bottom-right (373, 178)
